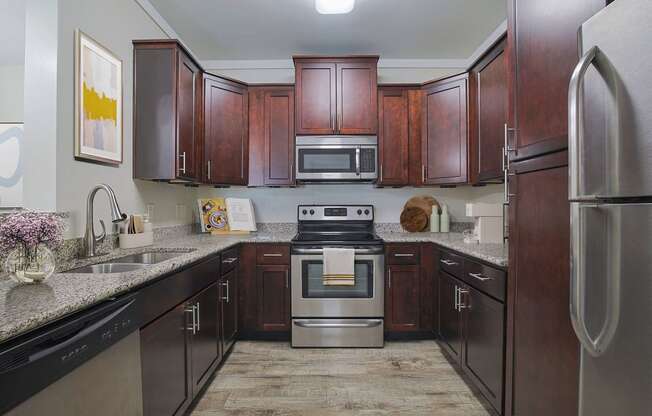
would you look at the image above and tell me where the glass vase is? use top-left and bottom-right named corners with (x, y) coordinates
top-left (4, 245), bottom-right (56, 284)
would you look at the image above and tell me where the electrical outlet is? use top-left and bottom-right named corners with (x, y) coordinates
top-left (146, 203), bottom-right (155, 220)
top-left (176, 204), bottom-right (186, 219)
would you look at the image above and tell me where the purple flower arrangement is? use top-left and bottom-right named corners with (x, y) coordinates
top-left (0, 211), bottom-right (65, 254)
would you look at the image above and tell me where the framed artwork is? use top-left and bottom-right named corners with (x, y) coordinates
top-left (0, 122), bottom-right (23, 208)
top-left (74, 30), bottom-right (123, 164)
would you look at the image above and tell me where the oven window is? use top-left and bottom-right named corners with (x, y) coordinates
top-left (301, 260), bottom-right (373, 298)
top-left (298, 148), bottom-right (356, 173)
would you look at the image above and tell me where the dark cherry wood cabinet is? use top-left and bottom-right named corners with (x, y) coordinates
top-left (248, 86), bottom-right (295, 186)
top-left (220, 248), bottom-right (239, 353)
top-left (438, 271), bottom-right (463, 360)
top-left (469, 37), bottom-right (508, 183)
top-left (507, 0), bottom-right (606, 161)
top-left (203, 74), bottom-right (249, 185)
top-left (256, 264), bottom-right (291, 332)
top-left (294, 56), bottom-right (378, 135)
top-left (141, 302), bottom-right (191, 416)
top-left (506, 152), bottom-right (578, 416)
top-left (133, 40), bottom-right (201, 182)
top-left (189, 283), bottom-right (220, 393)
top-left (421, 73), bottom-right (469, 185)
top-left (377, 87), bottom-right (409, 186)
top-left (386, 264), bottom-right (420, 331)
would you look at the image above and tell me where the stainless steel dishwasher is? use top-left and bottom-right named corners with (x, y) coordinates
top-left (0, 293), bottom-right (143, 415)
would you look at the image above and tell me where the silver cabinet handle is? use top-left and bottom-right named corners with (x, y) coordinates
top-left (285, 269), bottom-right (289, 288)
top-left (570, 204), bottom-right (620, 357)
top-left (220, 281), bottom-right (229, 302)
top-left (185, 305), bottom-right (196, 334)
top-left (458, 288), bottom-right (469, 310)
top-left (179, 152), bottom-right (186, 174)
top-left (355, 147), bottom-right (361, 176)
top-left (388, 269), bottom-right (392, 288)
top-left (394, 253), bottom-right (414, 257)
top-left (421, 165), bottom-right (426, 183)
top-left (569, 46), bottom-right (599, 202)
top-left (207, 160), bottom-right (212, 181)
top-left (469, 272), bottom-right (493, 282)
top-left (440, 259), bottom-right (458, 266)
top-left (222, 257), bottom-right (238, 264)
top-left (294, 319), bottom-right (383, 329)
top-left (225, 281), bottom-right (230, 303)
top-left (454, 286), bottom-right (459, 312)
top-left (195, 302), bottom-right (200, 331)
top-left (379, 164), bottom-right (383, 182)
top-left (263, 253), bottom-right (283, 257)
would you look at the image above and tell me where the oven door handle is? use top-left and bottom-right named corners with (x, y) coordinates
top-left (293, 320), bottom-right (383, 329)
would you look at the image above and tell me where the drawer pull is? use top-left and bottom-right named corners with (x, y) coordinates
top-left (263, 253), bottom-right (283, 257)
top-left (222, 257), bottom-right (238, 264)
top-left (469, 272), bottom-right (493, 282)
top-left (394, 253), bottom-right (414, 257)
top-left (440, 259), bottom-right (458, 266)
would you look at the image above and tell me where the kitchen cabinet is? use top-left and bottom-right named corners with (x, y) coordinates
top-left (377, 87), bottom-right (409, 186)
top-left (294, 56), bottom-right (378, 135)
top-left (220, 248), bottom-right (239, 353)
top-left (189, 283), bottom-right (220, 393)
top-left (248, 86), bottom-right (295, 186)
top-left (438, 249), bottom-right (507, 414)
top-left (506, 152), bottom-right (578, 416)
top-left (386, 264), bottom-right (420, 331)
top-left (203, 74), bottom-right (249, 185)
top-left (469, 37), bottom-right (508, 183)
top-left (238, 244), bottom-right (292, 338)
top-left (133, 40), bottom-right (201, 182)
top-left (506, 0), bottom-right (606, 161)
top-left (421, 73), bottom-right (469, 185)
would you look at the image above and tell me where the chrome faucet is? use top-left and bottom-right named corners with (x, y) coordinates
top-left (83, 184), bottom-right (127, 257)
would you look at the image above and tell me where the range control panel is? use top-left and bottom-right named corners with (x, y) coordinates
top-left (298, 205), bottom-right (374, 221)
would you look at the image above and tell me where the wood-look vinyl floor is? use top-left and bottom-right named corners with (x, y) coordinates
top-left (191, 341), bottom-right (492, 416)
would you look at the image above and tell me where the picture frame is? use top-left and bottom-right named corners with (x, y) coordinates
top-left (74, 30), bottom-right (123, 165)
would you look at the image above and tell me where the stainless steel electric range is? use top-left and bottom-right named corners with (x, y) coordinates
top-left (290, 205), bottom-right (384, 348)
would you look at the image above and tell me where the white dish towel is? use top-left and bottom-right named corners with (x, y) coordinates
top-left (322, 247), bottom-right (355, 286)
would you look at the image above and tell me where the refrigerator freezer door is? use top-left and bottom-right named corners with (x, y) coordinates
top-left (571, 203), bottom-right (652, 416)
top-left (570, 0), bottom-right (652, 200)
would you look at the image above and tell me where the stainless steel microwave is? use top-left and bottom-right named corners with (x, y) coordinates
top-left (295, 136), bottom-right (378, 182)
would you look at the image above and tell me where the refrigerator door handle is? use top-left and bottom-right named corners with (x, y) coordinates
top-left (568, 45), bottom-right (599, 202)
top-left (570, 204), bottom-right (621, 357)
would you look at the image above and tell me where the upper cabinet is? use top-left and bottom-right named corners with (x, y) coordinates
top-left (248, 86), bottom-right (295, 187)
top-left (133, 40), bottom-right (201, 182)
top-left (377, 87), bottom-right (409, 186)
top-left (507, 0), bottom-right (606, 160)
top-left (469, 37), bottom-right (508, 183)
top-left (203, 74), bottom-right (249, 186)
top-left (294, 56), bottom-right (378, 135)
top-left (421, 73), bottom-right (469, 186)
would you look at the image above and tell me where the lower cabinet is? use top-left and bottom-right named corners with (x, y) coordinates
top-left (256, 264), bottom-right (291, 331)
top-left (220, 267), bottom-right (238, 353)
top-left (438, 249), bottom-right (506, 414)
top-left (141, 281), bottom-right (220, 416)
top-left (385, 264), bottom-right (420, 331)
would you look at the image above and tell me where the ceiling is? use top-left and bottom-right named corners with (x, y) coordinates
top-left (148, 0), bottom-right (506, 60)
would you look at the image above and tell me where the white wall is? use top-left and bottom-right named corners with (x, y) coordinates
top-left (201, 184), bottom-right (503, 224)
top-left (52, 0), bottom-right (197, 238)
top-left (0, 66), bottom-right (24, 122)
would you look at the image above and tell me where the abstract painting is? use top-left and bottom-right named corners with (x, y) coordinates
top-left (0, 123), bottom-right (23, 208)
top-left (74, 30), bottom-right (122, 164)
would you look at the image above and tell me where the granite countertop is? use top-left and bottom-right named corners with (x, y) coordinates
top-left (0, 230), bottom-right (506, 344)
top-left (378, 232), bottom-right (508, 268)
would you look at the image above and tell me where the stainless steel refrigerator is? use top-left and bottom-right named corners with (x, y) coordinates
top-left (569, 0), bottom-right (652, 414)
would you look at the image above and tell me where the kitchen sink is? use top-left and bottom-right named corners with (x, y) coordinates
top-left (110, 251), bottom-right (188, 265)
top-left (67, 263), bottom-right (148, 274)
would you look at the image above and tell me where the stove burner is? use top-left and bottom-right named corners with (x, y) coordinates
top-left (292, 205), bottom-right (381, 247)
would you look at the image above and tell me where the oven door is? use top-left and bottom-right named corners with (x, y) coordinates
top-left (291, 252), bottom-right (384, 317)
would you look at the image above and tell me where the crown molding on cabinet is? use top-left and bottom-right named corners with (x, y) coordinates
top-left (465, 19), bottom-right (508, 67)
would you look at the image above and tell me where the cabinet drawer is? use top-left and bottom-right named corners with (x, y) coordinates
top-left (439, 250), bottom-right (464, 278)
top-left (386, 244), bottom-right (420, 265)
top-left (221, 247), bottom-right (240, 273)
top-left (256, 244), bottom-right (290, 264)
top-left (462, 259), bottom-right (506, 302)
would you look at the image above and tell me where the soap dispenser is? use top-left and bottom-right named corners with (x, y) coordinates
top-left (430, 205), bottom-right (440, 232)
top-left (440, 204), bottom-right (450, 233)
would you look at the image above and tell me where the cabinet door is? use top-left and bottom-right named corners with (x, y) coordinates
top-left (256, 265), bottom-right (291, 331)
top-left (141, 303), bottom-right (191, 416)
top-left (204, 76), bottom-right (249, 185)
top-left (295, 62), bottom-right (336, 135)
top-left (378, 88), bottom-right (409, 186)
top-left (472, 39), bottom-right (507, 183)
top-left (220, 268), bottom-right (238, 353)
top-left (264, 88), bottom-right (295, 185)
top-left (508, 154), bottom-right (579, 416)
top-left (462, 286), bottom-right (505, 413)
top-left (386, 264), bottom-right (420, 332)
top-left (439, 272), bottom-right (463, 361)
top-left (189, 283), bottom-right (220, 393)
top-left (176, 50), bottom-right (200, 181)
top-left (508, 0), bottom-right (605, 160)
top-left (422, 75), bottom-right (468, 185)
top-left (337, 61), bottom-right (378, 135)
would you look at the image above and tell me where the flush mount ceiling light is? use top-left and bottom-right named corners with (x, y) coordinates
top-left (315, 0), bottom-right (355, 14)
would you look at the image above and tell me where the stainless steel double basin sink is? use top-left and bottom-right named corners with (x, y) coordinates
top-left (67, 251), bottom-right (192, 274)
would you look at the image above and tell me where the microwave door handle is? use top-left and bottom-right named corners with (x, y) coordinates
top-left (355, 147), bottom-right (361, 176)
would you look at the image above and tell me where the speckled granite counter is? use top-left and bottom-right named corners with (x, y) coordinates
top-left (379, 232), bottom-right (508, 268)
top-left (0, 231), bottom-right (295, 343)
